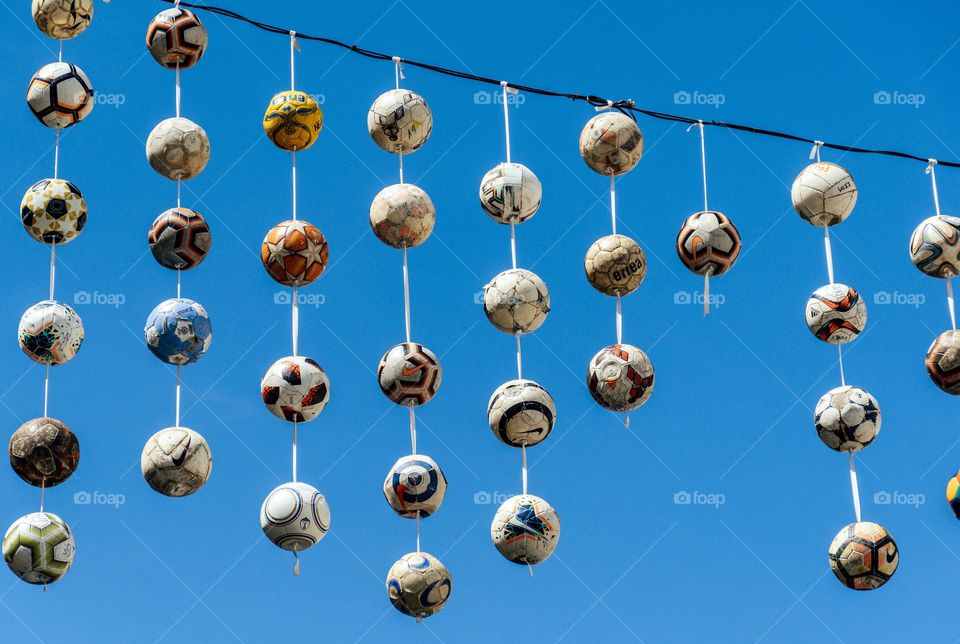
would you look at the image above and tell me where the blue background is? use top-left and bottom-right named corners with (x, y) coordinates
top-left (0, 1), bottom-right (957, 641)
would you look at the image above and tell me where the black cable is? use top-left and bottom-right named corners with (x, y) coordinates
top-left (162, 0), bottom-right (960, 169)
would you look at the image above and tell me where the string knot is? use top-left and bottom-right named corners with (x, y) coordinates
top-left (927, 158), bottom-right (939, 174)
top-left (809, 140), bottom-right (823, 161)
top-left (392, 56), bottom-right (405, 80)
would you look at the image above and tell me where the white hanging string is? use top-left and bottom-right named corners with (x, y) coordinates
top-left (408, 407), bottom-right (417, 455)
top-left (849, 452), bottom-right (862, 522)
top-left (501, 81), bottom-right (513, 163)
top-left (521, 443), bottom-right (528, 495)
top-left (53, 129), bottom-right (60, 179)
top-left (402, 246), bottom-right (412, 342)
top-left (40, 479), bottom-right (45, 512)
top-left (175, 365), bottom-right (182, 426)
top-left (514, 334), bottom-right (523, 379)
top-left (609, 173), bottom-right (618, 234)
top-left (292, 421), bottom-right (298, 481)
top-left (685, 121), bottom-right (709, 211)
top-left (43, 367), bottom-right (50, 417)
top-left (948, 278), bottom-right (957, 331)
top-left (415, 511), bottom-right (421, 552)
top-left (615, 295), bottom-right (623, 344)
top-left (289, 31), bottom-right (298, 89)
top-left (58, 38), bottom-right (62, 63)
top-left (837, 345), bottom-right (846, 386)
top-left (928, 159), bottom-right (956, 329)
top-left (823, 226), bottom-right (836, 285)
top-left (510, 224), bottom-right (518, 269)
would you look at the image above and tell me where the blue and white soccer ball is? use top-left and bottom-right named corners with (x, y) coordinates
top-left (383, 454), bottom-right (447, 518)
top-left (385, 551), bottom-right (452, 618)
top-left (260, 481), bottom-right (330, 552)
top-left (144, 298), bottom-right (212, 365)
top-left (491, 494), bottom-right (560, 565)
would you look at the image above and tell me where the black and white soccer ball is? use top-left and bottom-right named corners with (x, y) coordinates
top-left (487, 379), bottom-right (556, 447)
top-left (483, 268), bottom-right (550, 335)
top-left (814, 385), bottom-right (880, 452)
top-left (141, 426), bottom-right (212, 497)
top-left (26, 62), bottom-right (93, 128)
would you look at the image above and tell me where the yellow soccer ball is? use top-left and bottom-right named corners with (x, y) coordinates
top-left (262, 90), bottom-right (322, 151)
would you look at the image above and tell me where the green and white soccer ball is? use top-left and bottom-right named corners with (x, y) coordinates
top-left (146, 117), bottom-right (210, 181)
top-left (791, 162), bottom-right (857, 227)
top-left (368, 89), bottom-right (433, 154)
top-left (260, 481), bottom-right (330, 552)
top-left (814, 385), bottom-right (881, 452)
top-left (478, 163), bottom-right (542, 225)
top-left (584, 234), bottom-right (646, 296)
top-left (491, 494), bottom-right (560, 565)
top-left (369, 183), bottom-right (435, 248)
top-left (487, 379), bottom-right (556, 447)
top-left (385, 551), bottom-right (452, 618)
top-left (18, 300), bottom-right (84, 366)
top-left (32, 0), bottom-right (93, 39)
top-left (483, 268), bottom-right (550, 335)
top-left (3, 512), bottom-right (75, 585)
top-left (141, 427), bottom-right (212, 497)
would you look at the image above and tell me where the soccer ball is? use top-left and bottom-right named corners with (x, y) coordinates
top-left (141, 426), bottom-right (212, 497)
top-left (584, 234), bottom-right (646, 296)
top-left (260, 481), bottom-right (331, 551)
top-left (26, 62), bottom-right (93, 128)
top-left (909, 215), bottom-right (960, 278)
top-left (19, 300), bottom-right (83, 366)
top-left (805, 283), bottom-right (867, 344)
top-left (32, 0), bottom-right (93, 39)
top-left (145, 8), bottom-right (207, 69)
top-left (491, 494), bottom-right (560, 565)
top-left (3, 512), bottom-right (74, 585)
top-left (368, 89), bottom-right (433, 154)
top-left (814, 385), bottom-right (881, 452)
top-left (144, 298), bottom-right (212, 365)
top-left (828, 521), bottom-right (898, 590)
top-left (676, 211), bottom-right (742, 276)
top-left (579, 112), bottom-right (643, 176)
top-left (378, 342), bottom-right (442, 406)
top-left (148, 207), bottom-right (211, 270)
top-left (383, 454), bottom-right (448, 518)
top-left (946, 471), bottom-right (960, 519)
top-left (587, 343), bottom-right (654, 411)
top-left (369, 183), bottom-right (435, 248)
top-left (487, 379), bottom-right (556, 447)
top-left (263, 90), bottom-right (323, 151)
top-left (926, 329), bottom-right (960, 394)
top-left (791, 162), bottom-right (857, 227)
top-left (386, 552), bottom-right (452, 618)
top-left (260, 356), bottom-right (330, 422)
top-left (146, 117), bottom-right (210, 181)
top-left (9, 417), bottom-right (79, 488)
top-left (20, 178), bottom-right (87, 245)
top-left (261, 220), bottom-right (329, 286)
top-left (483, 268), bottom-right (550, 334)
top-left (478, 163), bottom-right (542, 225)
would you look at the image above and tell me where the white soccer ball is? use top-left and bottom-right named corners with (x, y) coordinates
top-left (584, 234), bottom-right (646, 296)
top-left (141, 426), bottom-right (212, 497)
top-left (18, 300), bottom-right (84, 366)
top-left (385, 552), bottom-right (452, 618)
top-left (805, 283), bottom-right (867, 345)
top-left (383, 454), bottom-right (447, 518)
top-left (368, 89), bottom-right (433, 154)
top-left (909, 215), bottom-right (960, 278)
top-left (260, 481), bottom-right (331, 552)
top-left (32, 0), bottom-right (93, 39)
top-left (478, 163), bottom-right (542, 225)
top-left (579, 112), bottom-right (643, 175)
top-left (483, 268), bottom-right (550, 335)
top-left (369, 183), bottom-right (435, 248)
top-left (260, 356), bottom-right (330, 423)
top-left (586, 343), bottom-right (654, 411)
top-left (791, 162), bottom-right (857, 227)
top-left (491, 494), bottom-right (560, 565)
top-left (146, 117), bottom-right (210, 181)
top-left (814, 385), bottom-right (881, 452)
top-left (487, 379), bottom-right (556, 447)
top-left (26, 62), bottom-right (93, 128)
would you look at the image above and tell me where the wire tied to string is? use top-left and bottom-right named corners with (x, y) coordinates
top-left (809, 140), bottom-right (823, 162)
top-left (687, 120), bottom-right (714, 315)
top-left (926, 159), bottom-right (956, 329)
top-left (289, 31), bottom-right (299, 90)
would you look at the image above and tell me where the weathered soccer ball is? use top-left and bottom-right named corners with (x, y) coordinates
top-left (260, 481), bottom-right (330, 551)
top-left (584, 234), bottom-right (646, 296)
top-left (19, 300), bottom-right (83, 366)
top-left (263, 90), bottom-right (323, 151)
top-left (20, 178), bottom-right (87, 245)
top-left (491, 494), bottom-right (560, 565)
top-left (369, 183), bottom-right (435, 248)
top-left (144, 298), bottom-right (212, 365)
top-left (791, 162), bottom-right (857, 227)
top-left (148, 207), bottom-right (211, 270)
top-left (146, 117), bottom-right (210, 181)
top-left (385, 552), bottom-right (452, 618)
top-left (483, 268), bottom-right (550, 334)
top-left (926, 329), bottom-right (960, 394)
top-left (579, 112), bottom-right (643, 175)
top-left (676, 210), bottom-right (742, 276)
top-left (377, 343), bottom-right (442, 406)
top-left (814, 385), bottom-right (881, 452)
top-left (909, 215), bottom-right (960, 278)
top-left (383, 454), bottom-right (447, 518)
top-left (26, 61), bottom-right (93, 128)
top-left (487, 379), bottom-right (556, 447)
top-left (32, 0), bottom-right (92, 39)
top-left (3, 512), bottom-right (74, 585)
top-left (9, 417), bottom-right (79, 488)
top-left (368, 89), bottom-right (433, 154)
top-left (478, 163), bottom-right (542, 225)
top-left (586, 343), bottom-right (654, 411)
top-left (145, 7), bottom-right (207, 69)
top-left (261, 220), bottom-right (329, 286)
top-left (141, 426), bottom-right (212, 497)
top-left (946, 471), bottom-right (960, 519)
top-left (828, 521), bottom-right (898, 590)
top-left (805, 283), bottom-right (867, 345)
top-left (260, 356), bottom-right (330, 422)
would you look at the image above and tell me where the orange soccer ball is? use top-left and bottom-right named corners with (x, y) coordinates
top-left (261, 220), bottom-right (329, 287)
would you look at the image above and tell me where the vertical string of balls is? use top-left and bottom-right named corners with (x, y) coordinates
top-left (579, 106), bottom-right (654, 422)
top-left (369, 58), bottom-right (452, 622)
top-left (5, 0), bottom-right (97, 590)
top-left (791, 146), bottom-right (899, 591)
top-left (675, 122), bottom-right (742, 315)
top-left (480, 83), bottom-right (559, 575)
top-left (257, 32), bottom-right (331, 577)
top-left (141, 5), bottom-right (214, 503)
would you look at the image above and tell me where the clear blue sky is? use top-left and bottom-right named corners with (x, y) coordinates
top-left (0, 1), bottom-right (958, 641)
